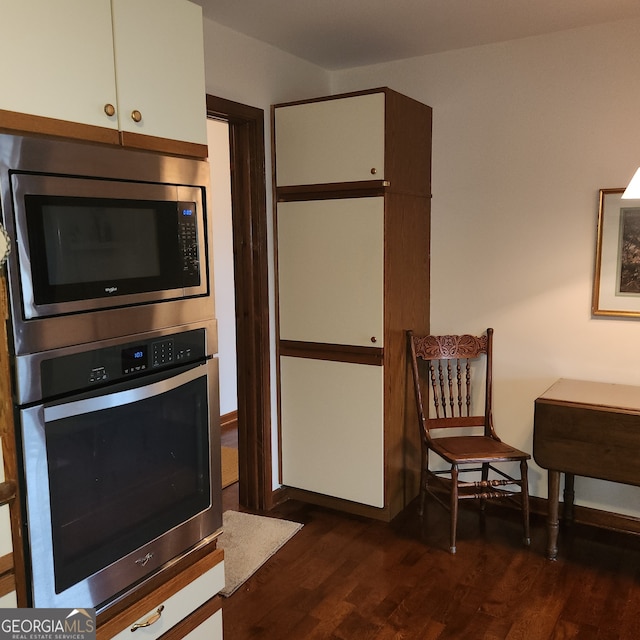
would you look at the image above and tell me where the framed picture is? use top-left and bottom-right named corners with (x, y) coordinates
top-left (592, 188), bottom-right (640, 317)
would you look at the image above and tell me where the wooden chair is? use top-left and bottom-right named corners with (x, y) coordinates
top-left (407, 328), bottom-right (530, 553)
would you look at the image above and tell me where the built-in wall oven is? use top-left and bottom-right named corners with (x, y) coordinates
top-left (0, 134), bottom-right (222, 612)
top-left (15, 321), bottom-right (221, 611)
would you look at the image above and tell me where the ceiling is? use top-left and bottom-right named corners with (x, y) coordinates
top-left (192, 0), bottom-right (640, 70)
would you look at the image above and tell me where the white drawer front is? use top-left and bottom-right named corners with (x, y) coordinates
top-left (183, 609), bottom-right (222, 640)
top-left (111, 561), bottom-right (224, 640)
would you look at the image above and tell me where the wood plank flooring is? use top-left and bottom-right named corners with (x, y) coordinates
top-left (221, 482), bottom-right (640, 639)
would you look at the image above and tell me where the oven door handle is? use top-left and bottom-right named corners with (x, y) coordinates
top-left (44, 363), bottom-right (206, 422)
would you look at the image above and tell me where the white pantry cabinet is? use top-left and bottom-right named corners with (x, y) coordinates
top-left (273, 88), bottom-right (432, 521)
top-left (0, 0), bottom-right (206, 150)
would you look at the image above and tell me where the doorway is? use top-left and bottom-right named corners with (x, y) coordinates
top-left (206, 95), bottom-right (272, 511)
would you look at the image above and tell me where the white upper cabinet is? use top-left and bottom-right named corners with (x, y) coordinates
top-left (277, 197), bottom-right (384, 347)
top-left (274, 92), bottom-right (386, 186)
top-left (0, 0), bottom-right (118, 128)
top-left (111, 0), bottom-right (207, 145)
top-left (0, 0), bottom-right (207, 147)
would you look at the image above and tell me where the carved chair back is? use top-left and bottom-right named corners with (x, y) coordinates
top-left (409, 328), bottom-right (497, 440)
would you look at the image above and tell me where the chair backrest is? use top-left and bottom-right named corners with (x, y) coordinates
top-left (408, 328), bottom-right (496, 439)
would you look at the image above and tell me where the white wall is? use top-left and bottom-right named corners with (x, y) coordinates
top-left (201, 18), bottom-right (330, 485)
top-left (331, 18), bottom-right (640, 515)
top-left (207, 119), bottom-right (237, 416)
top-left (201, 15), bottom-right (640, 514)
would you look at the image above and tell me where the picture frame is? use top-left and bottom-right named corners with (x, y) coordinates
top-left (592, 188), bottom-right (640, 317)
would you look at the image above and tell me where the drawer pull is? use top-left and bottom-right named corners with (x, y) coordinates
top-left (131, 605), bottom-right (164, 632)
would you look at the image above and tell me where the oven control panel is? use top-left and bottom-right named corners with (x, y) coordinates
top-left (40, 328), bottom-right (208, 398)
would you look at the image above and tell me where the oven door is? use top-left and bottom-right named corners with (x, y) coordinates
top-left (19, 358), bottom-right (221, 611)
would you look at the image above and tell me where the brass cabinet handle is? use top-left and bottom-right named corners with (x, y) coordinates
top-left (370, 336), bottom-right (377, 343)
top-left (131, 605), bottom-right (164, 632)
top-left (104, 103), bottom-right (116, 117)
top-left (370, 168), bottom-right (377, 175)
top-left (131, 110), bottom-right (142, 123)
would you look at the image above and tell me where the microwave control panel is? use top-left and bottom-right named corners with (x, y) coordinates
top-left (178, 202), bottom-right (199, 278)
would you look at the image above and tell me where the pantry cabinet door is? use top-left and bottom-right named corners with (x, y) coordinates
top-left (277, 197), bottom-right (384, 348)
top-left (0, 0), bottom-right (118, 129)
top-left (280, 357), bottom-right (384, 508)
top-left (274, 92), bottom-right (385, 186)
top-left (111, 0), bottom-right (207, 145)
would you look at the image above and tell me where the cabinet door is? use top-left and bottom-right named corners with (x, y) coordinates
top-left (0, 0), bottom-right (118, 129)
top-left (280, 357), bottom-right (384, 508)
top-left (275, 93), bottom-right (385, 186)
top-left (277, 197), bottom-right (384, 347)
top-left (111, 0), bottom-right (207, 145)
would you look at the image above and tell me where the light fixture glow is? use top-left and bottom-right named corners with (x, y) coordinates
top-left (622, 167), bottom-right (640, 199)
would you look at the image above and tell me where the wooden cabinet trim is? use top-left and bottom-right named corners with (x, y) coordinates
top-left (280, 340), bottom-right (383, 366)
top-left (0, 553), bottom-right (15, 598)
top-left (0, 109), bottom-right (120, 146)
top-left (0, 110), bottom-right (208, 159)
top-left (276, 181), bottom-right (388, 201)
top-left (119, 131), bottom-right (208, 159)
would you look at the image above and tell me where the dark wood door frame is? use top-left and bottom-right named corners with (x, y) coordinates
top-left (206, 95), bottom-right (272, 511)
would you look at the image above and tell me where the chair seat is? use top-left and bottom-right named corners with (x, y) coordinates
top-left (430, 435), bottom-right (531, 464)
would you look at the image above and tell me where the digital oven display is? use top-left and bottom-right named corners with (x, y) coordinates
top-left (122, 345), bottom-right (148, 374)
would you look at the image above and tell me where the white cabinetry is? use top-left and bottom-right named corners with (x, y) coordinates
top-left (280, 357), bottom-right (384, 507)
top-left (111, 0), bottom-right (207, 146)
top-left (0, 0), bottom-right (206, 152)
top-left (277, 198), bottom-right (384, 347)
top-left (0, 0), bottom-right (117, 128)
top-left (275, 92), bottom-right (385, 186)
top-left (273, 88), bottom-right (432, 521)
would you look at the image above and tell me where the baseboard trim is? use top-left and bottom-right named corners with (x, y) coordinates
top-left (529, 495), bottom-right (640, 535)
top-left (220, 410), bottom-right (238, 433)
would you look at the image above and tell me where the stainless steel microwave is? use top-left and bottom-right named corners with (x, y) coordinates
top-left (11, 173), bottom-right (208, 319)
top-left (0, 133), bottom-right (215, 355)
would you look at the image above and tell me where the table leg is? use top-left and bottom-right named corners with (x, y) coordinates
top-left (563, 473), bottom-right (575, 524)
top-left (546, 470), bottom-right (560, 560)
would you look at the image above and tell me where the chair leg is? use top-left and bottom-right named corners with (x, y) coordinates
top-left (520, 460), bottom-right (531, 546)
top-left (418, 464), bottom-right (426, 517)
top-left (480, 462), bottom-right (489, 513)
top-left (450, 465), bottom-right (459, 554)
top-left (419, 446), bottom-right (429, 517)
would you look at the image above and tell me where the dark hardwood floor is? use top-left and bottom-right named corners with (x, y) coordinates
top-left (220, 475), bottom-right (640, 639)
